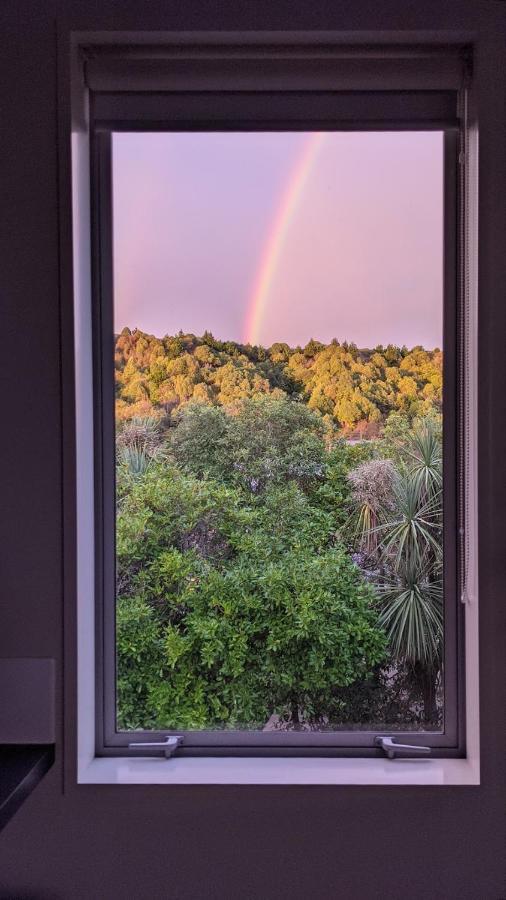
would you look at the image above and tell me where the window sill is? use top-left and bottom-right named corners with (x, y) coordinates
top-left (78, 755), bottom-right (479, 786)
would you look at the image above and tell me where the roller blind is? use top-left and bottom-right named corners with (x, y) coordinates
top-left (85, 41), bottom-right (470, 130)
top-left (85, 43), bottom-right (467, 92)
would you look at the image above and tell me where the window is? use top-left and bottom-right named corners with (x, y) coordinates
top-left (82, 39), bottom-right (471, 759)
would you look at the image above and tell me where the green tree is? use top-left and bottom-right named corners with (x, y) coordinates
top-left (170, 403), bottom-right (232, 481)
top-left (228, 395), bottom-right (326, 493)
top-left (115, 463), bottom-right (387, 729)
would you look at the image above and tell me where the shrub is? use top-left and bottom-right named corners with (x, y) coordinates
top-left (116, 465), bottom-right (387, 729)
top-left (116, 596), bottom-right (165, 730)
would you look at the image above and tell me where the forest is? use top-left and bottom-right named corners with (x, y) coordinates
top-left (115, 328), bottom-right (444, 732)
top-left (115, 327), bottom-right (442, 433)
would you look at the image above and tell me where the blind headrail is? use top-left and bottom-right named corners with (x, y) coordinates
top-left (84, 44), bottom-right (470, 93)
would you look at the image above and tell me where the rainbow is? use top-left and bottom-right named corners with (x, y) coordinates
top-left (243, 132), bottom-right (326, 346)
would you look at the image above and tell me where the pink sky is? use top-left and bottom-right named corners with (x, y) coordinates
top-left (113, 131), bottom-right (443, 349)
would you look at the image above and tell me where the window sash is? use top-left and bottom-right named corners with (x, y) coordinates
top-left (90, 89), bottom-right (464, 757)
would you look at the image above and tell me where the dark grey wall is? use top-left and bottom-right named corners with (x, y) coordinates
top-left (0, 2), bottom-right (505, 898)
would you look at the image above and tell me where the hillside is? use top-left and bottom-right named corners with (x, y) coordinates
top-left (115, 327), bottom-right (442, 433)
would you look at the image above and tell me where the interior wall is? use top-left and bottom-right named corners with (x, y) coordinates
top-left (0, 2), bottom-right (505, 898)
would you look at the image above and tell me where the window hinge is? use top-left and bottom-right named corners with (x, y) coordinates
top-left (128, 735), bottom-right (184, 758)
top-left (375, 736), bottom-right (431, 760)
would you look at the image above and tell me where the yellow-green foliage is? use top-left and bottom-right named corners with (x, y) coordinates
top-left (115, 328), bottom-right (442, 429)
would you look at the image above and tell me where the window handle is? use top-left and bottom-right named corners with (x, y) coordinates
top-left (375, 736), bottom-right (431, 760)
top-left (128, 735), bottom-right (184, 758)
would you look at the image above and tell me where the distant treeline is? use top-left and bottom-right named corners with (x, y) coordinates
top-left (115, 327), bottom-right (442, 432)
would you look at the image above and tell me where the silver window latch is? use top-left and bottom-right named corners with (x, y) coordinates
top-left (128, 735), bottom-right (184, 758)
top-left (375, 736), bottom-right (431, 760)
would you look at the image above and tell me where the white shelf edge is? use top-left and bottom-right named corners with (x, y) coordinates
top-left (78, 755), bottom-right (480, 786)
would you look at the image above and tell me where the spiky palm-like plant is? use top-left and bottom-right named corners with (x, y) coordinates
top-left (377, 474), bottom-right (442, 573)
top-left (348, 458), bottom-right (397, 559)
top-left (376, 557), bottom-right (443, 667)
top-left (118, 444), bottom-right (155, 477)
top-left (116, 416), bottom-right (166, 480)
top-left (402, 420), bottom-right (443, 498)
top-left (378, 421), bottom-right (442, 722)
top-left (116, 416), bottom-right (164, 455)
top-left (352, 419), bottom-right (443, 723)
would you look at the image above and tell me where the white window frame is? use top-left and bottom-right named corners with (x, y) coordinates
top-left (69, 31), bottom-right (479, 785)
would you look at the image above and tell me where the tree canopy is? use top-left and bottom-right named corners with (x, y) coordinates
top-left (115, 328), bottom-right (442, 431)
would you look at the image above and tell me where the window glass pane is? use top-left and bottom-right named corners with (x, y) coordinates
top-left (112, 131), bottom-right (444, 734)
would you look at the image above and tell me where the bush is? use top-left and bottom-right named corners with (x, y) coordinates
top-left (116, 465), bottom-right (387, 729)
top-left (170, 403), bottom-right (232, 481)
top-left (116, 596), bottom-right (165, 730)
top-left (170, 394), bottom-right (327, 494)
